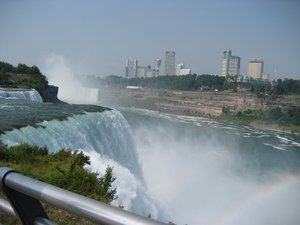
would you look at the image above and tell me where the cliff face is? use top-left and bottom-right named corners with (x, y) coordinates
top-left (98, 86), bottom-right (300, 117)
top-left (39, 85), bottom-right (61, 103)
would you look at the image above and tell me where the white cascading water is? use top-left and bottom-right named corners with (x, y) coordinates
top-left (0, 109), bottom-right (160, 218)
top-left (0, 89), bottom-right (43, 102)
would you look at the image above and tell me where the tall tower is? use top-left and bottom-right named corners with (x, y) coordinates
top-left (154, 59), bottom-right (161, 76)
top-left (125, 59), bottom-right (138, 78)
top-left (165, 51), bottom-right (176, 75)
top-left (221, 50), bottom-right (240, 77)
top-left (248, 58), bottom-right (264, 79)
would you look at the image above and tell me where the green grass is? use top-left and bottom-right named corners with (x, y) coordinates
top-left (220, 107), bottom-right (300, 134)
top-left (0, 144), bottom-right (117, 224)
top-left (220, 109), bottom-right (258, 125)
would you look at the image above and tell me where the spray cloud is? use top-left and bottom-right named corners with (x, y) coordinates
top-left (41, 54), bottom-right (98, 103)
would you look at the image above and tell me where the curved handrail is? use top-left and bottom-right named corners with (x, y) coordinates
top-left (0, 167), bottom-right (166, 225)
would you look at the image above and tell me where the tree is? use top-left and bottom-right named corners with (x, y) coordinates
top-left (273, 79), bottom-right (285, 95)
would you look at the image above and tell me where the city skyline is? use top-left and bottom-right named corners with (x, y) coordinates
top-left (0, 0), bottom-right (300, 80)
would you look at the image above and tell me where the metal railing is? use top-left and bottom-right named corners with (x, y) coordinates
top-left (0, 167), bottom-right (166, 225)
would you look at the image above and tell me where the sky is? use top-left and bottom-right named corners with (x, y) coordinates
top-left (0, 0), bottom-right (300, 79)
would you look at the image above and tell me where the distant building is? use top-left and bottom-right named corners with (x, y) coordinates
top-left (176, 63), bottom-right (185, 75)
top-left (261, 73), bottom-right (270, 80)
top-left (248, 58), bottom-right (264, 79)
top-left (221, 50), bottom-right (240, 77)
top-left (136, 66), bottom-right (146, 78)
top-left (125, 60), bottom-right (138, 78)
top-left (126, 86), bottom-right (143, 90)
top-left (137, 65), bottom-right (153, 78)
top-left (176, 63), bottom-right (191, 75)
top-left (154, 59), bottom-right (161, 76)
top-left (179, 69), bottom-right (192, 75)
top-left (165, 51), bottom-right (176, 75)
top-left (237, 75), bottom-right (249, 83)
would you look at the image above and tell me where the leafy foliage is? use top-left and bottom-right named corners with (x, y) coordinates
top-left (0, 144), bottom-right (118, 224)
top-left (221, 107), bottom-right (300, 133)
top-left (86, 74), bottom-right (300, 96)
top-left (249, 79), bottom-right (300, 97)
top-left (89, 74), bottom-right (226, 91)
top-left (0, 143), bottom-right (48, 163)
top-left (0, 61), bottom-right (48, 90)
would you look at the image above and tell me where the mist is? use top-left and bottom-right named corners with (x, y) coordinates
top-left (38, 56), bottom-right (300, 224)
top-left (122, 110), bottom-right (300, 225)
top-left (41, 54), bottom-right (98, 104)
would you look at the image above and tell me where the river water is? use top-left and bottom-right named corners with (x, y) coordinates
top-left (120, 107), bottom-right (300, 225)
top-left (1, 96), bottom-right (300, 224)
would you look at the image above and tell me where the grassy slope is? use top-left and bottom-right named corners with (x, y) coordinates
top-left (219, 108), bottom-right (300, 134)
top-left (0, 144), bottom-right (117, 225)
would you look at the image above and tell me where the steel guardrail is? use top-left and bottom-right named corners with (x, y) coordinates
top-left (0, 198), bottom-right (15, 217)
top-left (0, 167), bottom-right (166, 225)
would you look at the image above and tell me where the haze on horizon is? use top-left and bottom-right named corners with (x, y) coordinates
top-left (0, 0), bottom-right (300, 80)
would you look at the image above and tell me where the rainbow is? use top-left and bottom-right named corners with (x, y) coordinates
top-left (211, 171), bottom-right (300, 225)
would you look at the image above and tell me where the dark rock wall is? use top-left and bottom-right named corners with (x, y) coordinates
top-left (39, 85), bottom-right (61, 103)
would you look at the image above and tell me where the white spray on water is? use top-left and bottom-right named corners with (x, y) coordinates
top-left (41, 54), bottom-right (98, 104)
top-left (125, 110), bottom-right (300, 225)
top-left (0, 110), bottom-right (161, 219)
top-left (0, 88), bottom-right (43, 102)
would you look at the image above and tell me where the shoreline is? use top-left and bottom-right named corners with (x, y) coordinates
top-left (116, 104), bottom-right (299, 136)
top-left (98, 87), bottom-right (300, 136)
top-left (112, 103), bottom-right (300, 136)
top-left (249, 120), bottom-right (300, 136)
top-left (249, 120), bottom-right (281, 132)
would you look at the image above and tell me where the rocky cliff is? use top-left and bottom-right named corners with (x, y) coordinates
top-left (38, 85), bottom-right (61, 103)
top-left (98, 87), bottom-right (300, 117)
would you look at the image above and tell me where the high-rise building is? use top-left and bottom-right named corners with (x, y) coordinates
top-left (125, 60), bottom-right (138, 78)
top-left (221, 50), bottom-right (240, 77)
top-left (165, 51), bottom-right (176, 75)
top-left (248, 58), bottom-right (264, 79)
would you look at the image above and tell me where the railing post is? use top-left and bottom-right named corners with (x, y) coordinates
top-left (0, 198), bottom-right (15, 217)
top-left (0, 167), bottom-right (50, 225)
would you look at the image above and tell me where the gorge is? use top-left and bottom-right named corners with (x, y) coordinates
top-left (1, 88), bottom-right (300, 225)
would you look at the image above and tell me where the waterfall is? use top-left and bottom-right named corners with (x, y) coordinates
top-left (0, 88), bottom-right (43, 102)
top-left (0, 109), bottom-right (159, 218)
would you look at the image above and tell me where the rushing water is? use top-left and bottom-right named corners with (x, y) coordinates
top-left (0, 99), bottom-right (160, 219)
top-left (0, 88), bottom-right (43, 102)
top-left (1, 98), bottom-right (300, 224)
top-left (120, 108), bottom-right (300, 225)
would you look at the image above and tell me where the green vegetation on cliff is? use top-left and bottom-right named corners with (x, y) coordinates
top-left (220, 107), bottom-right (300, 134)
top-left (0, 144), bottom-right (117, 224)
top-left (85, 74), bottom-right (300, 96)
top-left (0, 62), bottom-right (48, 91)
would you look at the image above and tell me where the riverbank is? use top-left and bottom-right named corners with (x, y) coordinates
top-left (219, 108), bottom-right (300, 135)
top-left (98, 86), bottom-right (300, 135)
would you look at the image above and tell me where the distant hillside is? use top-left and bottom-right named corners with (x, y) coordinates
top-left (84, 74), bottom-right (300, 97)
top-left (0, 62), bottom-right (48, 91)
